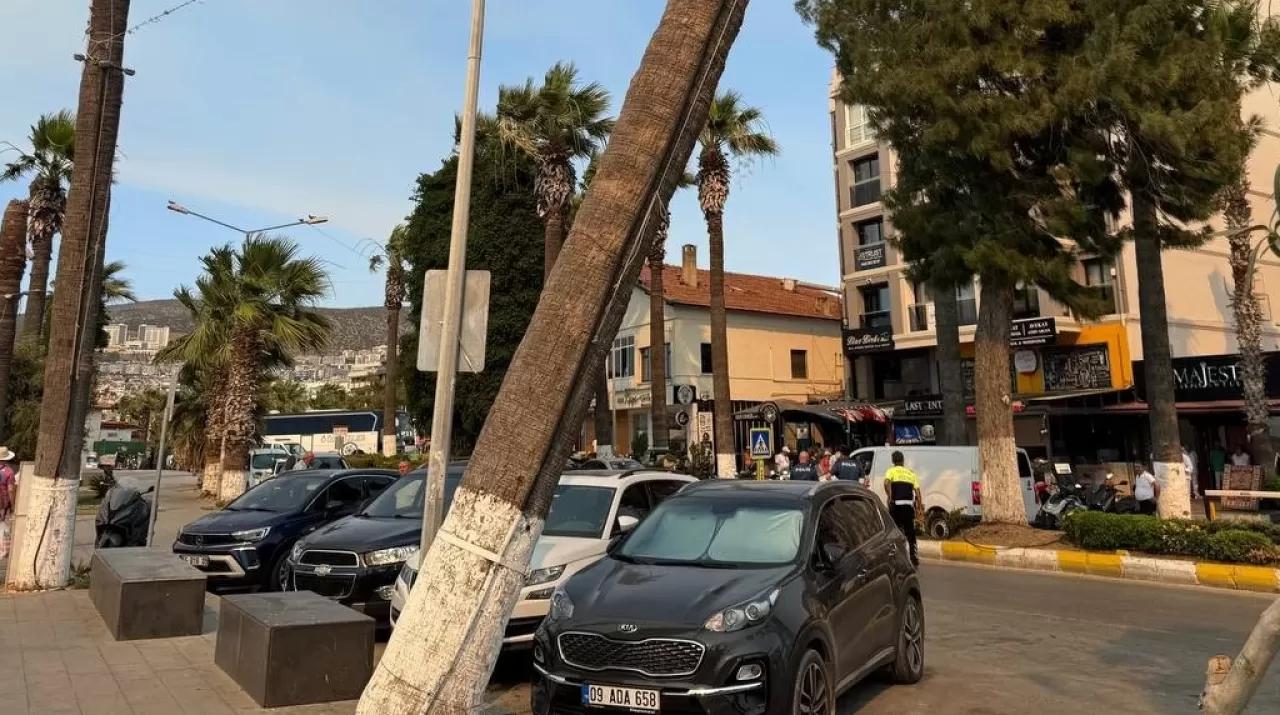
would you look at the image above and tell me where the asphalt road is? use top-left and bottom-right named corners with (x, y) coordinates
top-left (839, 561), bottom-right (1280, 714)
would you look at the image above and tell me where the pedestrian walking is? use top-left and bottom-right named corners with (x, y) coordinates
top-left (1182, 446), bottom-right (1198, 499)
top-left (790, 450), bottom-right (819, 481)
top-left (1209, 442), bottom-right (1227, 491)
top-left (884, 451), bottom-right (921, 565)
top-left (1133, 462), bottom-right (1159, 515)
top-left (0, 447), bottom-right (18, 560)
top-left (291, 451), bottom-right (316, 471)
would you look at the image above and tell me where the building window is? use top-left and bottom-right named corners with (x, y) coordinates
top-left (850, 156), bottom-right (881, 208)
top-left (859, 283), bottom-right (891, 330)
top-left (855, 218), bottom-right (883, 246)
top-left (1012, 284), bottom-right (1041, 320)
top-left (845, 104), bottom-right (874, 146)
top-left (956, 280), bottom-right (977, 325)
top-left (790, 350), bottom-right (809, 380)
top-left (639, 343), bottom-right (672, 383)
top-left (1082, 258), bottom-right (1116, 312)
top-left (609, 336), bottom-right (635, 378)
top-left (700, 342), bottom-right (713, 374)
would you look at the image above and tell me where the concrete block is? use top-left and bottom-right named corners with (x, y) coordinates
top-left (214, 591), bottom-right (374, 708)
top-left (89, 549), bottom-right (206, 641)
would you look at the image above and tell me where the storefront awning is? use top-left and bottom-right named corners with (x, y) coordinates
top-left (733, 400), bottom-right (889, 424)
top-left (1023, 387), bottom-right (1130, 403)
top-left (1102, 398), bottom-right (1280, 414)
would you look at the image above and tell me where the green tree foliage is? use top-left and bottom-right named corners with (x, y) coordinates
top-left (309, 383), bottom-right (350, 411)
top-left (116, 387), bottom-right (167, 447)
top-left (401, 143), bottom-right (544, 455)
top-left (264, 378), bottom-right (309, 414)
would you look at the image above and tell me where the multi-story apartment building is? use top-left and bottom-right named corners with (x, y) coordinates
top-left (588, 245), bottom-right (844, 461)
top-left (829, 65), bottom-right (1280, 472)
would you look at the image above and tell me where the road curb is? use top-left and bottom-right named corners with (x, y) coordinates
top-left (916, 540), bottom-right (1280, 593)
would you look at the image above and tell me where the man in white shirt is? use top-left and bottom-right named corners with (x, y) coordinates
top-left (1133, 463), bottom-right (1160, 515)
top-left (1230, 445), bottom-right (1252, 467)
top-left (773, 446), bottom-right (791, 477)
top-left (1182, 446), bottom-right (1198, 499)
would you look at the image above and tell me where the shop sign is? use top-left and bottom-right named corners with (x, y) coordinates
top-left (1010, 317), bottom-right (1057, 347)
top-left (613, 388), bottom-right (651, 410)
top-left (855, 243), bottom-right (887, 271)
top-left (842, 326), bottom-right (894, 355)
top-left (900, 396), bottom-right (945, 418)
top-left (672, 384), bottom-right (697, 405)
top-left (1133, 351), bottom-right (1280, 402)
top-left (1013, 350), bottom-right (1038, 374)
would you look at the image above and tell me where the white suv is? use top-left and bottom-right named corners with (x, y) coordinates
top-left (390, 469), bottom-right (696, 645)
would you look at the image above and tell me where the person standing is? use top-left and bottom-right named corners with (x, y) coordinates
top-left (1182, 446), bottom-right (1198, 499)
top-left (790, 450), bottom-right (820, 481)
top-left (1133, 462), bottom-right (1160, 515)
top-left (0, 447), bottom-right (18, 560)
top-left (884, 451), bottom-right (921, 565)
top-left (831, 448), bottom-right (865, 483)
top-left (1230, 444), bottom-right (1252, 467)
top-left (1209, 442), bottom-right (1227, 492)
top-left (773, 446), bottom-right (791, 477)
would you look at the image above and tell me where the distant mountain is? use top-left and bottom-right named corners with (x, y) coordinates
top-left (96, 299), bottom-right (410, 353)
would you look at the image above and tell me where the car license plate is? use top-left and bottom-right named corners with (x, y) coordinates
top-left (581, 684), bottom-right (660, 712)
top-left (181, 555), bottom-right (210, 568)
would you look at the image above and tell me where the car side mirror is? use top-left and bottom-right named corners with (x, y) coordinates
top-left (616, 515), bottom-right (640, 534)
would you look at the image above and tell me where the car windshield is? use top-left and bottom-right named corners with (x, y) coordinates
top-left (360, 469), bottom-right (463, 518)
top-left (227, 474), bottom-right (327, 512)
top-left (251, 454), bottom-right (282, 470)
top-left (542, 484), bottom-right (617, 538)
top-left (617, 497), bottom-right (804, 566)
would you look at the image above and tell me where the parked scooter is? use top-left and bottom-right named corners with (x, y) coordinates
top-left (1034, 482), bottom-right (1088, 529)
top-left (1085, 475), bottom-right (1140, 514)
top-left (95, 484), bottom-right (154, 548)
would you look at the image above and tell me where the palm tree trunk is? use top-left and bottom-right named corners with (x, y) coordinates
top-left (1133, 191), bottom-right (1190, 518)
top-left (15, 0), bottom-right (130, 591)
top-left (1224, 179), bottom-right (1275, 477)
top-left (62, 195), bottom-right (111, 476)
top-left (219, 331), bottom-right (257, 503)
top-left (22, 230), bottom-right (52, 343)
top-left (648, 227), bottom-right (670, 454)
top-left (544, 206), bottom-right (566, 282)
top-left (593, 376), bottom-right (613, 456)
top-left (932, 279), bottom-right (967, 446)
top-left (707, 211), bottom-right (735, 477)
top-left (0, 200), bottom-right (30, 441)
top-left (356, 2), bottom-right (748, 711)
top-left (382, 304), bottom-right (400, 456)
top-left (974, 278), bottom-right (1026, 524)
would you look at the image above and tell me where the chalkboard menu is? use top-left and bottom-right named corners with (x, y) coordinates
top-left (1043, 344), bottom-right (1111, 392)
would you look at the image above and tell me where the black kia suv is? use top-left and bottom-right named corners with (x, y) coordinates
top-left (531, 480), bottom-right (923, 715)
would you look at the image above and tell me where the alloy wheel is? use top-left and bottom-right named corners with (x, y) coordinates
top-left (797, 659), bottom-right (830, 714)
top-left (903, 599), bottom-right (924, 677)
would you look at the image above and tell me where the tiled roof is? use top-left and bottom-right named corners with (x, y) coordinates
top-left (638, 264), bottom-right (842, 321)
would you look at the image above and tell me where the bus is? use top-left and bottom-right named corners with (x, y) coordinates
top-left (261, 409), bottom-right (415, 455)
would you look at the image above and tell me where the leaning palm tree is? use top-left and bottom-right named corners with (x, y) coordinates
top-left (368, 224), bottom-right (409, 456)
top-left (493, 62), bottom-right (614, 279)
top-left (201, 235), bottom-right (330, 502)
top-left (695, 90), bottom-right (778, 476)
top-left (0, 199), bottom-right (30, 440)
top-left (1, 110), bottom-right (75, 342)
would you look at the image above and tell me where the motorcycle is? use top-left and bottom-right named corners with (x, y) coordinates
top-left (1085, 475), bottom-right (1141, 515)
top-left (95, 484), bottom-right (154, 548)
top-left (1034, 482), bottom-right (1088, 529)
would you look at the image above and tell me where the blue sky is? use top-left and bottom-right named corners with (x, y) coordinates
top-left (0, 0), bottom-right (838, 308)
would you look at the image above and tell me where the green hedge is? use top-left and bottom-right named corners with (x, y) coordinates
top-left (345, 453), bottom-right (425, 470)
top-left (1061, 511), bottom-right (1280, 566)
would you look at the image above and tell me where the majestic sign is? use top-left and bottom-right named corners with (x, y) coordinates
top-left (854, 243), bottom-right (887, 271)
top-left (1133, 352), bottom-right (1280, 402)
top-left (1010, 317), bottom-right (1057, 347)
top-left (842, 327), bottom-right (894, 355)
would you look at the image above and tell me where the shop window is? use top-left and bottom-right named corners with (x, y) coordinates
top-left (790, 350), bottom-right (809, 380)
top-left (700, 342), bottom-right (713, 374)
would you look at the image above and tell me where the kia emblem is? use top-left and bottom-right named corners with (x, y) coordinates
top-left (618, 624), bottom-right (637, 633)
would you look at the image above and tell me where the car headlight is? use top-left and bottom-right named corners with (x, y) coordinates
top-left (548, 586), bottom-right (574, 621)
top-left (526, 564), bottom-right (565, 587)
top-left (290, 541), bottom-right (305, 562)
top-left (364, 545), bottom-right (419, 567)
top-left (704, 589), bottom-right (779, 633)
top-left (232, 527), bottom-right (271, 542)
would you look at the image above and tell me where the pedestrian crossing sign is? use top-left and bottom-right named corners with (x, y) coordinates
top-left (749, 428), bottom-right (773, 459)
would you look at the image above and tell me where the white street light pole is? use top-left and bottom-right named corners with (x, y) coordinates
top-left (421, 0), bottom-right (485, 554)
top-left (146, 366), bottom-right (179, 547)
top-left (165, 201), bottom-right (328, 237)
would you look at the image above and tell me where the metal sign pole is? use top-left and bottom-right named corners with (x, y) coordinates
top-left (146, 367), bottom-right (179, 547)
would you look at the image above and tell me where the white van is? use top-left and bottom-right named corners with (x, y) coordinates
top-left (850, 445), bottom-right (1037, 538)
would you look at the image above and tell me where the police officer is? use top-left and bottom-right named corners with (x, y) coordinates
top-left (789, 450), bottom-right (820, 481)
top-left (831, 447), bottom-right (865, 482)
top-left (883, 450), bottom-right (921, 566)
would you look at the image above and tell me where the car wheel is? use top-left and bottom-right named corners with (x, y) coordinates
top-left (791, 649), bottom-right (833, 715)
top-left (268, 553), bottom-right (292, 592)
top-left (926, 510), bottom-right (950, 540)
top-left (891, 594), bottom-right (925, 684)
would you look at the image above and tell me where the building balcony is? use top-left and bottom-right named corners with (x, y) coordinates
top-left (860, 310), bottom-right (892, 331)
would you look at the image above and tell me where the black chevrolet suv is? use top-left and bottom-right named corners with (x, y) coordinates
top-left (532, 480), bottom-right (923, 715)
top-left (173, 469), bottom-right (398, 591)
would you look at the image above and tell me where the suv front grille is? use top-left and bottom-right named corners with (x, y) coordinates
top-left (298, 550), bottom-right (359, 567)
top-left (293, 573), bottom-right (355, 599)
top-left (557, 632), bottom-right (704, 677)
top-left (177, 532), bottom-right (237, 547)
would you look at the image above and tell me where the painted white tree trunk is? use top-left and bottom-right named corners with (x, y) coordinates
top-left (201, 458), bottom-right (219, 495)
top-left (716, 453), bottom-right (737, 479)
top-left (356, 488), bottom-right (541, 713)
top-left (219, 469), bottom-right (246, 504)
top-left (1156, 460), bottom-right (1191, 519)
top-left (9, 476), bottom-right (77, 590)
top-left (1200, 596), bottom-right (1280, 714)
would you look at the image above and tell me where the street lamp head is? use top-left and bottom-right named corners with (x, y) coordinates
top-left (166, 200), bottom-right (190, 215)
top-left (302, 215), bottom-right (329, 226)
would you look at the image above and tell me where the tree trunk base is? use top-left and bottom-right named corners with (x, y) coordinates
top-left (715, 453), bottom-right (736, 478)
top-left (356, 487), bottom-right (541, 714)
top-left (219, 469), bottom-right (246, 504)
top-left (201, 461), bottom-right (219, 496)
top-left (10, 475), bottom-right (77, 590)
top-left (1155, 460), bottom-right (1191, 519)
